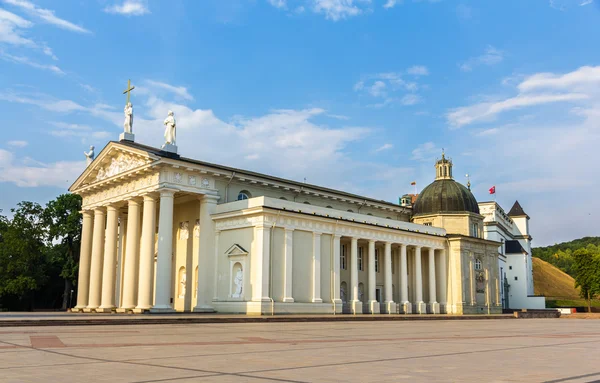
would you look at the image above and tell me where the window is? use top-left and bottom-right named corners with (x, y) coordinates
top-left (358, 247), bottom-right (364, 271)
top-left (472, 223), bottom-right (479, 238)
top-left (423, 222), bottom-right (432, 226)
top-left (514, 276), bottom-right (518, 281)
top-left (375, 249), bottom-right (380, 273)
top-left (474, 258), bottom-right (482, 270)
top-left (340, 245), bottom-right (347, 270)
top-left (237, 190), bottom-right (251, 200)
top-left (509, 266), bottom-right (512, 270)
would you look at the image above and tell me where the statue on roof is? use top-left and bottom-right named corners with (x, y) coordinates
top-left (163, 110), bottom-right (176, 146)
top-left (123, 102), bottom-right (133, 134)
top-left (84, 145), bottom-right (95, 166)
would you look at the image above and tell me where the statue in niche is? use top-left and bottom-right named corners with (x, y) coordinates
top-left (232, 268), bottom-right (243, 298)
top-left (179, 221), bottom-right (189, 240)
top-left (193, 220), bottom-right (200, 238)
top-left (340, 286), bottom-right (346, 303)
top-left (124, 102), bottom-right (133, 133)
top-left (163, 110), bottom-right (176, 146)
top-left (179, 272), bottom-right (186, 298)
top-left (476, 271), bottom-right (486, 293)
top-left (358, 284), bottom-right (364, 302)
top-left (84, 145), bottom-right (95, 165)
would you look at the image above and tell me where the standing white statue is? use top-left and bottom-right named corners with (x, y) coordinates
top-left (233, 269), bottom-right (243, 298)
top-left (163, 110), bottom-right (176, 146)
top-left (84, 145), bottom-right (95, 166)
top-left (123, 102), bottom-right (133, 133)
top-left (180, 272), bottom-right (186, 298)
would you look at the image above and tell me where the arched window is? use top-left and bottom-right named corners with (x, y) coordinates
top-left (474, 258), bottom-right (482, 270)
top-left (326, 206), bottom-right (333, 208)
top-left (237, 190), bottom-right (251, 200)
top-left (303, 201), bottom-right (311, 205)
top-left (367, 213), bottom-right (373, 216)
top-left (347, 209), bottom-right (354, 213)
top-left (280, 197), bottom-right (287, 200)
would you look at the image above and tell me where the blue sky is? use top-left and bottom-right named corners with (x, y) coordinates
top-left (1, 0), bottom-right (599, 246)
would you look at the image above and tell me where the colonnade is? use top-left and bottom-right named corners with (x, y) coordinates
top-left (74, 190), bottom-right (217, 313)
top-left (342, 238), bottom-right (447, 314)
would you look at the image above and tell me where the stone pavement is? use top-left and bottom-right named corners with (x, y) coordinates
top-left (0, 319), bottom-right (599, 382)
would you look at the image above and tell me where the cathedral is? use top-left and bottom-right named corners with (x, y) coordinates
top-left (70, 112), bottom-right (543, 315)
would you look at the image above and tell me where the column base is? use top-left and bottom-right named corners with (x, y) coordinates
top-left (192, 305), bottom-right (216, 313)
top-left (83, 307), bottom-right (96, 313)
top-left (116, 308), bottom-right (134, 313)
top-left (439, 303), bottom-right (447, 314)
top-left (428, 302), bottom-right (440, 314)
top-left (367, 300), bottom-right (380, 314)
top-left (416, 301), bottom-right (427, 314)
top-left (399, 302), bottom-right (412, 314)
top-left (311, 298), bottom-right (323, 303)
top-left (282, 297), bottom-right (295, 303)
top-left (71, 307), bottom-right (84, 313)
top-left (349, 300), bottom-right (362, 314)
top-left (133, 307), bottom-right (151, 314)
top-left (382, 301), bottom-right (396, 314)
top-left (150, 306), bottom-right (176, 313)
top-left (95, 307), bottom-right (115, 313)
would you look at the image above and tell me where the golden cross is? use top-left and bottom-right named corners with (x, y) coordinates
top-left (123, 79), bottom-right (135, 105)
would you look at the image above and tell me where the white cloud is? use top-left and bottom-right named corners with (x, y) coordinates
top-left (475, 127), bottom-right (499, 136)
top-left (7, 140), bottom-right (27, 147)
top-left (140, 80), bottom-right (194, 101)
top-left (48, 122), bottom-right (111, 140)
top-left (0, 8), bottom-right (34, 46)
top-left (580, 0), bottom-right (593, 5)
top-left (406, 65), bottom-right (429, 76)
top-left (448, 93), bottom-right (588, 128)
top-left (383, 0), bottom-right (397, 8)
top-left (368, 80), bottom-right (386, 97)
top-left (411, 141), bottom-right (439, 161)
top-left (3, 0), bottom-right (90, 33)
top-left (268, 0), bottom-right (287, 9)
top-left (375, 143), bottom-right (393, 152)
top-left (518, 65), bottom-right (600, 93)
top-left (0, 148), bottom-right (85, 187)
top-left (0, 50), bottom-right (63, 74)
top-left (459, 45), bottom-right (504, 72)
top-left (401, 94), bottom-right (422, 105)
top-left (104, 0), bottom-right (150, 16)
top-left (311, 0), bottom-right (370, 21)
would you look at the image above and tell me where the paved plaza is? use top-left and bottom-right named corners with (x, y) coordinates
top-left (0, 319), bottom-right (599, 382)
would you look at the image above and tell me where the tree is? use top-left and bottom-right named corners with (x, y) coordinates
top-left (572, 245), bottom-right (600, 312)
top-left (43, 194), bottom-right (82, 310)
top-left (0, 202), bottom-right (49, 310)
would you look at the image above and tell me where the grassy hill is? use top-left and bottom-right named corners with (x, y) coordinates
top-left (532, 257), bottom-right (580, 299)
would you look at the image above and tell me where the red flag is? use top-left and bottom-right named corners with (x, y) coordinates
top-left (489, 186), bottom-right (496, 194)
top-left (410, 181), bottom-right (416, 186)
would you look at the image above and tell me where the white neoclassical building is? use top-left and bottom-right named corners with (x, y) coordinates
top-left (69, 130), bottom-right (525, 315)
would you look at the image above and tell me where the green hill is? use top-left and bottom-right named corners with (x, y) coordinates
top-left (532, 236), bottom-right (600, 277)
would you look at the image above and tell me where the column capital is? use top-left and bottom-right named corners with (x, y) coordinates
top-left (398, 243), bottom-right (407, 249)
top-left (81, 210), bottom-right (94, 217)
top-left (199, 193), bottom-right (220, 203)
top-left (284, 227), bottom-right (295, 233)
top-left (124, 197), bottom-right (142, 205)
top-left (333, 233), bottom-right (342, 239)
top-left (313, 231), bottom-right (322, 237)
top-left (158, 188), bottom-right (177, 197)
top-left (384, 241), bottom-right (392, 246)
top-left (142, 193), bottom-right (157, 202)
top-left (94, 206), bottom-right (106, 214)
top-left (368, 239), bottom-right (376, 244)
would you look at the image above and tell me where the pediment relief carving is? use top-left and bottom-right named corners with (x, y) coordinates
top-left (95, 153), bottom-right (148, 182)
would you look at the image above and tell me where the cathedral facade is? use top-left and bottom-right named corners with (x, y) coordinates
top-left (70, 136), bottom-right (539, 315)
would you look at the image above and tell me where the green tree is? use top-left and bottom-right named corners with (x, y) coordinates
top-left (43, 194), bottom-right (82, 310)
top-left (0, 202), bottom-right (49, 310)
top-left (572, 246), bottom-right (600, 312)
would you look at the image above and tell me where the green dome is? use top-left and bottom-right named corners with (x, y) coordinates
top-left (413, 179), bottom-right (480, 216)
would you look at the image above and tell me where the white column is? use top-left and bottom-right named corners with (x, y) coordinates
top-left (367, 240), bottom-right (378, 313)
top-left (212, 230), bottom-right (220, 301)
top-left (120, 199), bottom-right (141, 310)
top-left (415, 246), bottom-right (426, 314)
top-left (98, 205), bottom-right (119, 312)
top-left (151, 189), bottom-right (176, 312)
top-left (87, 208), bottom-right (105, 310)
top-left (251, 224), bottom-right (271, 305)
top-left (193, 194), bottom-right (219, 312)
top-left (350, 237), bottom-right (360, 314)
top-left (115, 214), bottom-right (126, 308)
top-left (332, 234), bottom-right (342, 305)
top-left (439, 248), bottom-right (447, 313)
top-left (428, 248), bottom-right (439, 314)
top-left (399, 244), bottom-right (411, 314)
top-left (383, 242), bottom-right (395, 314)
top-left (135, 195), bottom-right (157, 312)
top-left (74, 211), bottom-right (93, 310)
top-left (282, 228), bottom-right (294, 303)
top-left (312, 232), bottom-right (322, 303)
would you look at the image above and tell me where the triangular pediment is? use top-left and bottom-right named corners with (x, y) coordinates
top-left (70, 141), bottom-right (159, 192)
top-left (225, 244), bottom-right (248, 257)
